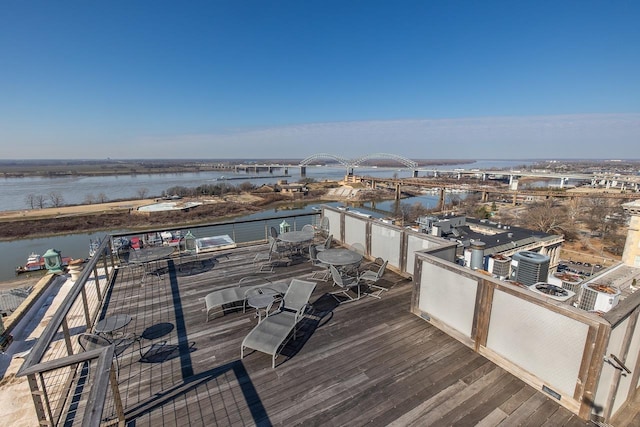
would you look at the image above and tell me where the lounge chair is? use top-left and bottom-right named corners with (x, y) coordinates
top-left (204, 277), bottom-right (289, 322)
top-left (241, 279), bottom-right (316, 368)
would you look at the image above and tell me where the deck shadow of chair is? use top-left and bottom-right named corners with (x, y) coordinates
top-left (175, 256), bottom-right (218, 276)
top-left (359, 258), bottom-right (389, 299)
top-left (78, 332), bottom-right (136, 377)
top-left (329, 265), bottom-right (363, 303)
top-left (137, 322), bottom-right (175, 356)
top-left (241, 279), bottom-right (317, 368)
top-left (139, 341), bottom-right (196, 363)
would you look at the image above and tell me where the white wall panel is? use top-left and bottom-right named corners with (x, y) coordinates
top-left (407, 234), bottom-right (445, 277)
top-left (419, 262), bottom-right (477, 338)
top-left (344, 215), bottom-right (367, 248)
top-left (324, 210), bottom-right (342, 243)
top-left (371, 224), bottom-right (401, 269)
top-left (487, 290), bottom-right (589, 397)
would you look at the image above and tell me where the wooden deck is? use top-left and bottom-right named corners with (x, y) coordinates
top-left (98, 243), bottom-right (596, 426)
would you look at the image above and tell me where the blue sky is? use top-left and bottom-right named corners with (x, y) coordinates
top-left (1, 1), bottom-right (639, 160)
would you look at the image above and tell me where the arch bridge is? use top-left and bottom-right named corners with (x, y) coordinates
top-left (299, 152), bottom-right (419, 176)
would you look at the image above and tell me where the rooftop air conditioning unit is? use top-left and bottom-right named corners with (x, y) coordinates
top-left (491, 255), bottom-right (511, 278)
top-left (578, 283), bottom-right (621, 313)
top-left (510, 251), bottom-right (550, 287)
top-left (554, 272), bottom-right (583, 297)
top-left (529, 282), bottom-right (576, 303)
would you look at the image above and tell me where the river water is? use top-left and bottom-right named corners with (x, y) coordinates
top-left (0, 160), bottom-right (532, 282)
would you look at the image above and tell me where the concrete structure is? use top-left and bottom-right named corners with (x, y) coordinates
top-left (417, 214), bottom-right (564, 271)
top-left (622, 200), bottom-right (640, 268)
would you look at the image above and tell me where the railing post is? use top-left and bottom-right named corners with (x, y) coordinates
top-left (81, 287), bottom-right (91, 330)
top-left (102, 252), bottom-right (110, 283)
top-left (61, 318), bottom-right (74, 356)
top-left (27, 373), bottom-right (49, 425)
top-left (110, 365), bottom-right (126, 426)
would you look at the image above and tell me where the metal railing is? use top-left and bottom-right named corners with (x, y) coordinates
top-left (16, 211), bottom-right (319, 426)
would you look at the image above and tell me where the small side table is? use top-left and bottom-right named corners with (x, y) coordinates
top-left (247, 289), bottom-right (280, 322)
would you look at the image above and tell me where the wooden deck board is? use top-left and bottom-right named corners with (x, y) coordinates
top-left (93, 244), bottom-right (593, 426)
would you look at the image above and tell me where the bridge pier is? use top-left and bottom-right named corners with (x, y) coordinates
top-left (482, 191), bottom-right (488, 202)
top-left (300, 166), bottom-right (306, 177)
top-left (438, 188), bottom-right (445, 211)
top-left (413, 170), bottom-right (418, 178)
top-left (395, 183), bottom-right (401, 200)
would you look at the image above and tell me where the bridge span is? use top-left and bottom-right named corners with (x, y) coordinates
top-left (359, 176), bottom-right (640, 211)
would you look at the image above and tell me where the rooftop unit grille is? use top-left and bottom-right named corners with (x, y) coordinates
top-left (510, 251), bottom-right (550, 287)
top-left (492, 255), bottom-right (511, 277)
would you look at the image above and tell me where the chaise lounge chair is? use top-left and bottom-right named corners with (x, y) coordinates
top-left (204, 276), bottom-right (289, 322)
top-left (241, 279), bottom-right (316, 368)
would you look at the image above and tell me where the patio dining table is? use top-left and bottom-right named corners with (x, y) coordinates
top-left (316, 248), bottom-right (363, 267)
top-left (278, 231), bottom-right (315, 257)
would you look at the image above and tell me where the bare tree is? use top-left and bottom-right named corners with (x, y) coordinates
top-left (25, 193), bottom-right (37, 209)
top-left (49, 191), bottom-right (65, 208)
top-left (582, 197), bottom-right (624, 239)
top-left (519, 199), bottom-right (570, 235)
top-left (35, 194), bottom-right (47, 209)
top-left (84, 194), bottom-right (95, 205)
top-left (137, 187), bottom-right (149, 199)
top-left (97, 192), bottom-right (108, 203)
top-left (238, 181), bottom-right (255, 192)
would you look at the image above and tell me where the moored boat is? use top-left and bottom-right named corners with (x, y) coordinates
top-left (15, 252), bottom-right (72, 275)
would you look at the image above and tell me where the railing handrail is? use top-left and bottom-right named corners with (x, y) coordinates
top-left (109, 211), bottom-right (319, 239)
top-left (17, 235), bottom-right (112, 377)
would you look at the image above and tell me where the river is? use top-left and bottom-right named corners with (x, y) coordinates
top-left (0, 160), bottom-right (533, 282)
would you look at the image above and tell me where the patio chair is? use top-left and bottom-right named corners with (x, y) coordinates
top-left (301, 224), bottom-right (315, 235)
top-left (204, 277), bottom-right (288, 322)
top-left (359, 258), bottom-right (389, 299)
top-left (78, 332), bottom-right (135, 377)
top-left (257, 238), bottom-right (287, 272)
top-left (269, 226), bottom-right (279, 240)
top-left (314, 234), bottom-right (332, 252)
top-left (350, 242), bottom-right (365, 255)
top-left (241, 279), bottom-right (316, 368)
top-left (329, 265), bottom-right (363, 302)
top-left (315, 216), bottom-right (330, 238)
top-left (308, 244), bottom-right (331, 281)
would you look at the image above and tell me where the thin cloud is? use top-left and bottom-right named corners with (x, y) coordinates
top-left (135, 113), bottom-right (640, 159)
